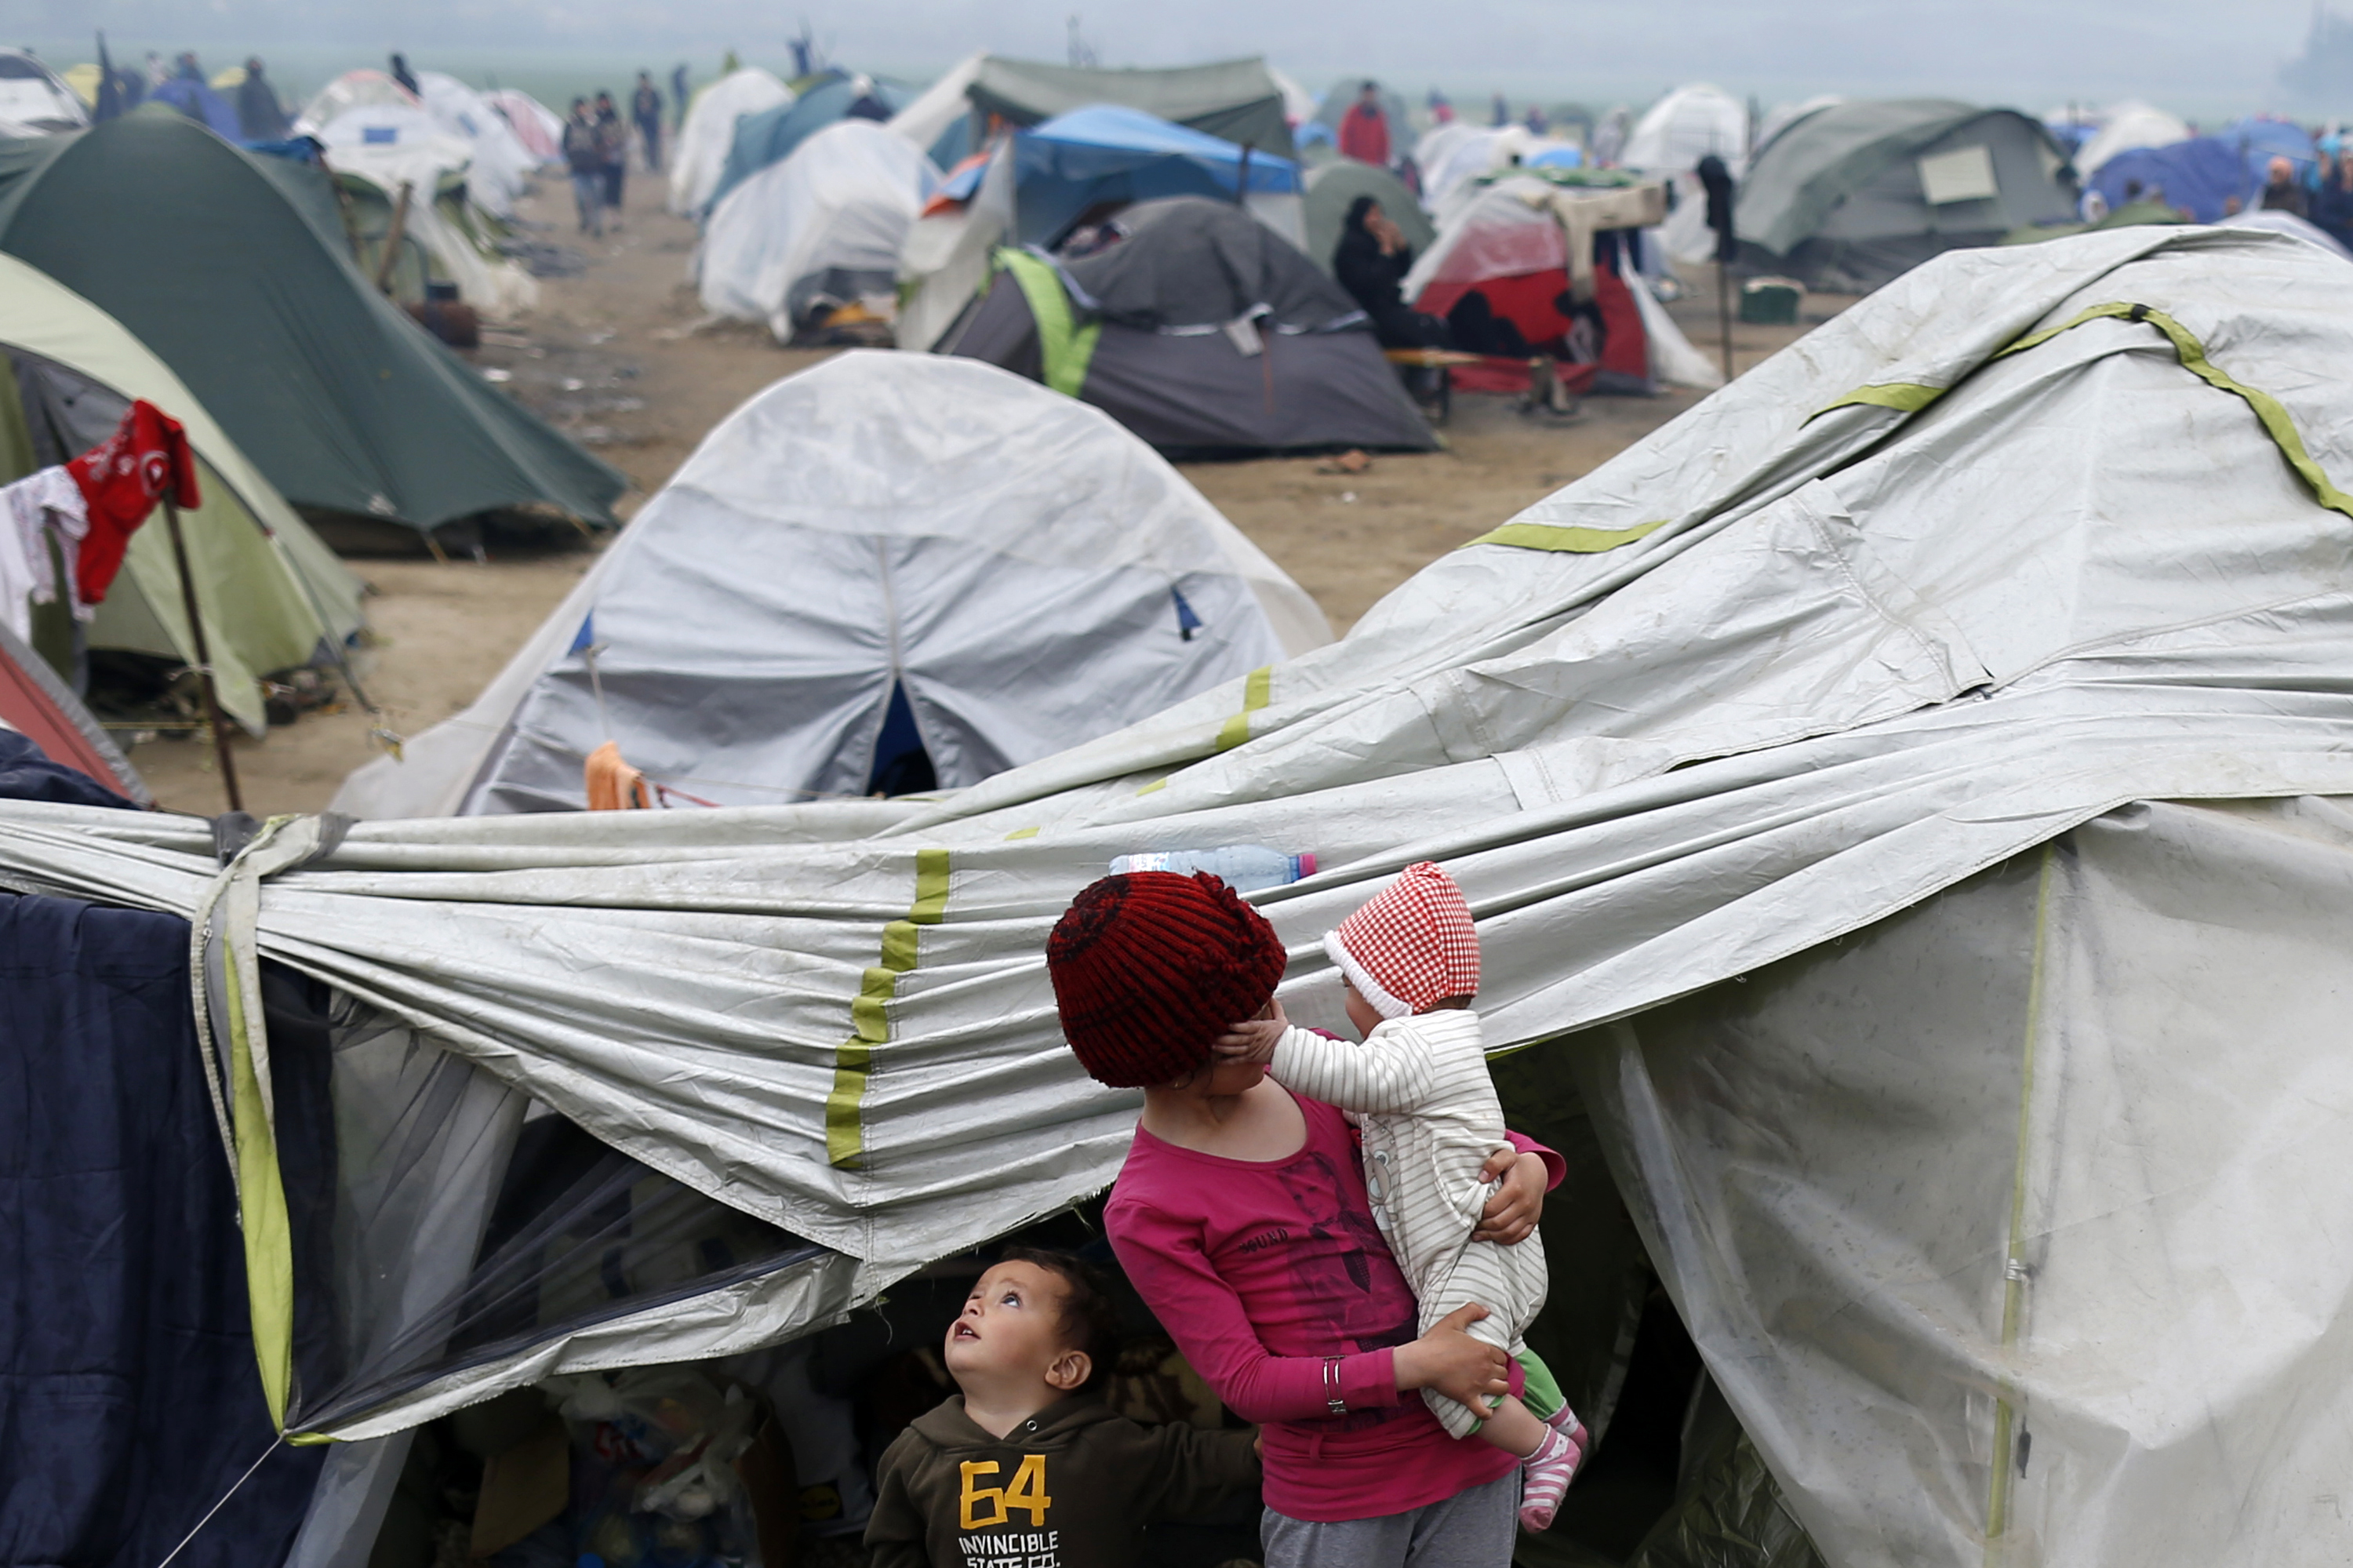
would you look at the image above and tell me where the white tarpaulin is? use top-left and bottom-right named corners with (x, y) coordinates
top-left (12, 228), bottom-right (2353, 1563)
top-left (669, 68), bottom-right (792, 216)
top-left (697, 119), bottom-right (935, 338)
top-left (334, 351), bottom-right (1331, 819)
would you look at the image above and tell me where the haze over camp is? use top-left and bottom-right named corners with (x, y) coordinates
top-left (7, 8), bottom-right (2353, 1568)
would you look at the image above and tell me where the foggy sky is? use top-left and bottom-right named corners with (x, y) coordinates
top-left (31, 0), bottom-right (2341, 115)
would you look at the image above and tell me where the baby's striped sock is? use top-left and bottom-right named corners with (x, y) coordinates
top-left (1517, 1422), bottom-right (1584, 1532)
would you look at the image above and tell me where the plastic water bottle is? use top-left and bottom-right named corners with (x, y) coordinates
top-left (1109, 846), bottom-right (1317, 893)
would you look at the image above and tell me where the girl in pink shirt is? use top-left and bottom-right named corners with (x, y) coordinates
top-left (1049, 870), bottom-right (1562, 1566)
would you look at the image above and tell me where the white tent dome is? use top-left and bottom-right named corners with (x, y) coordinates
top-left (696, 119), bottom-right (935, 340)
top-left (1620, 82), bottom-right (1747, 174)
top-left (669, 67), bottom-right (793, 216)
top-left (334, 351), bottom-right (1329, 819)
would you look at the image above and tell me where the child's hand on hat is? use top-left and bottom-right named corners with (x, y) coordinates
top-left (1213, 1002), bottom-right (1288, 1064)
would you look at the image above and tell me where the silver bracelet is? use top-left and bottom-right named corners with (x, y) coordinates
top-left (1324, 1357), bottom-right (1347, 1416)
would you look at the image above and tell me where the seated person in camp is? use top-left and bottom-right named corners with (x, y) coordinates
top-left (866, 1249), bottom-right (1261, 1567)
top-left (1334, 196), bottom-right (1451, 350)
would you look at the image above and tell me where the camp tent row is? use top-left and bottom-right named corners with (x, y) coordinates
top-left (8, 225), bottom-right (2353, 1568)
top-left (0, 115), bottom-right (622, 540)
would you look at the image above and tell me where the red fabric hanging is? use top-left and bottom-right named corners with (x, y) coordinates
top-left (65, 399), bottom-right (201, 607)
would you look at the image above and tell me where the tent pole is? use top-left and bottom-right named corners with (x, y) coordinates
top-left (1715, 260), bottom-right (1735, 384)
top-left (374, 180), bottom-right (414, 296)
top-left (162, 499), bottom-right (243, 813)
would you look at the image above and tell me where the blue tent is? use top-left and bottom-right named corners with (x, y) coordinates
top-left (705, 75), bottom-right (913, 215)
top-left (147, 76), bottom-right (241, 140)
top-left (1013, 104), bottom-right (1300, 244)
top-left (2092, 136), bottom-right (2250, 223)
top-left (2220, 116), bottom-right (2318, 186)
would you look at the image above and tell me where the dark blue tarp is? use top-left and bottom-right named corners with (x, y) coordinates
top-left (2092, 136), bottom-right (2250, 224)
top-left (704, 75), bottom-right (913, 216)
top-left (0, 894), bottom-right (322, 1567)
top-left (0, 733), bottom-right (133, 810)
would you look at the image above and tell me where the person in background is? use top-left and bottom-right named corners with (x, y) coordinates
top-left (595, 91), bottom-right (628, 220)
top-left (631, 71), bottom-right (664, 171)
top-left (235, 57), bottom-right (287, 140)
top-left (1427, 88), bottom-right (1453, 126)
top-left (562, 98), bottom-right (606, 237)
top-left (1491, 91), bottom-right (1510, 128)
top-left (144, 51), bottom-right (168, 88)
top-left (2260, 155), bottom-right (2308, 217)
top-left (1339, 79), bottom-right (1391, 168)
top-left (1524, 103), bottom-right (1549, 136)
top-left (1335, 196), bottom-right (1446, 349)
top-left (2314, 151), bottom-right (2353, 249)
top-left (671, 64), bottom-right (690, 130)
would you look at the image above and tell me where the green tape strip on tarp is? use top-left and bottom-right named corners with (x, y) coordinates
top-left (996, 249), bottom-right (1103, 400)
top-left (826, 849), bottom-right (953, 1169)
top-left (1807, 303), bottom-right (2353, 522)
top-left (1467, 519), bottom-right (1669, 553)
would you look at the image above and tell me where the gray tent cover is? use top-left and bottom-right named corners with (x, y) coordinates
top-left (333, 351), bottom-right (1330, 818)
top-left (1736, 100), bottom-right (2078, 290)
top-left (17, 228), bottom-right (2353, 1568)
top-left (966, 56), bottom-right (1294, 159)
top-left (944, 197), bottom-right (1438, 453)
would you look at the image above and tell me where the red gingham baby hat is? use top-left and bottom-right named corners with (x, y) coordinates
top-left (1323, 861), bottom-right (1479, 1019)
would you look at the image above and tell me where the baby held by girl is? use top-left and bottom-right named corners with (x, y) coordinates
top-left (1213, 860), bottom-right (1587, 1530)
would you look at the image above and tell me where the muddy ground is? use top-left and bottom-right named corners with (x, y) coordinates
top-left (125, 169), bottom-right (1837, 815)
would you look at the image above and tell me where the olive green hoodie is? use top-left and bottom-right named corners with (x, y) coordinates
top-left (865, 1392), bottom-right (1260, 1567)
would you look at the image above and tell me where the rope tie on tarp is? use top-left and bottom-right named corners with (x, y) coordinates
top-left (190, 810), bottom-right (351, 1432)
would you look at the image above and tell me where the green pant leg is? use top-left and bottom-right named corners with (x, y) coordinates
top-left (1513, 1345), bottom-right (1567, 1423)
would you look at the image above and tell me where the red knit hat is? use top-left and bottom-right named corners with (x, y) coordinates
top-left (1323, 861), bottom-right (1479, 1020)
top-left (1048, 871), bottom-right (1289, 1087)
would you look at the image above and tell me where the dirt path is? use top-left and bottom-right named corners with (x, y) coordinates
top-left (125, 169), bottom-right (1832, 815)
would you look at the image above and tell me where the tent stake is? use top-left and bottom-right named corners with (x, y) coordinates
top-left (162, 499), bottom-right (243, 813)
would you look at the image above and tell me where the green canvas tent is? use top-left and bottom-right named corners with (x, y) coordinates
top-left (0, 116), bottom-right (622, 537)
top-left (0, 251), bottom-right (364, 733)
top-left (1734, 99), bottom-right (2078, 292)
top-left (963, 56), bottom-right (1294, 159)
top-left (1302, 159), bottom-right (1434, 275)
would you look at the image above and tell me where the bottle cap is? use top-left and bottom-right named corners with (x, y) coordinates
top-left (1294, 852), bottom-right (1317, 877)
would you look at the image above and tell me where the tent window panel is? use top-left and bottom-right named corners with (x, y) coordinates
top-left (1918, 145), bottom-right (1999, 206)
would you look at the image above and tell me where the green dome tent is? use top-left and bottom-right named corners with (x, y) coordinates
top-left (1302, 159), bottom-right (1433, 275)
top-left (0, 116), bottom-right (622, 538)
top-left (1735, 99), bottom-right (2078, 292)
top-left (0, 251), bottom-right (362, 733)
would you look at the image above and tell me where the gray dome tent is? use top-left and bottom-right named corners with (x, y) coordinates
top-left (335, 351), bottom-right (1329, 819)
top-left (1736, 99), bottom-right (2078, 291)
top-left (941, 196), bottom-right (1438, 456)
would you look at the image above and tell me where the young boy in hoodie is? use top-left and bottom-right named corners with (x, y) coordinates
top-left (864, 1247), bottom-right (1261, 1567)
